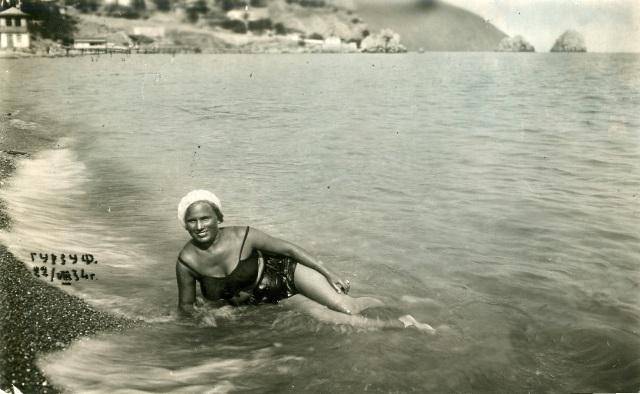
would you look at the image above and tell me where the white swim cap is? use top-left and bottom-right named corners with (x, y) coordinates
top-left (177, 190), bottom-right (222, 227)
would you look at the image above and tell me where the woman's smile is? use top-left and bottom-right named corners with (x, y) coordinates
top-left (184, 202), bottom-right (219, 245)
top-left (194, 228), bottom-right (209, 239)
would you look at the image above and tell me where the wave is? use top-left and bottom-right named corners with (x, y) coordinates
top-left (37, 320), bottom-right (307, 393)
top-left (0, 142), bottom-right (174, 321)
top-left (8, 118), bottom-right (40, 131)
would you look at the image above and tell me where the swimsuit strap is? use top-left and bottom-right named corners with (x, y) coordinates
top-left (238, 226), bottom-right (250, 263)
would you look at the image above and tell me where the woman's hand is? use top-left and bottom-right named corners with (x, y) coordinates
top-left (229, 291), bottom-right (254, 306)
top-left (325, 270), bottom-right (351, 294)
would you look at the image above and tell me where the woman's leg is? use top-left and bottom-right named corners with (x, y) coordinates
top-left (283, 295), bottom-right (402, 329)
top-left (290, 265), bottom-right (436, 333)
top-left (293, 264), bottom-right (383, 314)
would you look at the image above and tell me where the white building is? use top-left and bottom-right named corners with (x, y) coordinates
top-left (321, 36), bottom-right (358, 53)
top-left (226, 7), bottom-right (269, 22)
top-left (133, 26), bottom-right (165, 38)
top-left (103, 0), bottom-right (132, 7)
top-left (0, 7), bottom-right (30, 49)
top-left (322, 36), bottom-right (341, 52)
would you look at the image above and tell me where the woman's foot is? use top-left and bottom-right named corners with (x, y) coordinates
top-left (398, 314), bottom-right (436, 334)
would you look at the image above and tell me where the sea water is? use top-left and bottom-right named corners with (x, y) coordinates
top-left (0, 53), bottom-right (639, 392)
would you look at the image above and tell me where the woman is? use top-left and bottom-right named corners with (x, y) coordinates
top-left (176, 190), bottom-right (434, 331)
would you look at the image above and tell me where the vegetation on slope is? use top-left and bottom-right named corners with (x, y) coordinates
top-left (3, 0), bottom-right (508, 52)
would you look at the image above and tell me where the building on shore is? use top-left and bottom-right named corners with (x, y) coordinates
top-left (71, 33), bottom-right (134, 53)
top-left (0, 6), bottom-right (30, 49)
top-left (73, 38), bottom-right (107, 50)
top-left (104, 0), bottom-right (132, 7)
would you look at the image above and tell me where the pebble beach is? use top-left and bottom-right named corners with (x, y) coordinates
top-left (0, 122), bottom-right (138, 393)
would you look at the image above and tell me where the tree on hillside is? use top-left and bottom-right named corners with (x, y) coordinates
top-left (217, 0), bottom-right (243, 11)
top-left (153, 0), bottom-right (171, 12)
top-left (185, 0), bottom-right (208, 22)
top-left (131, 0), bottom-right (146, 11)
top-left (21, 0), bottom-right (77, 44)
top-left (0, 0), bottom-right (15, 9)
top-left (66, 0), bottom-right (100, 13)
top-left (103, 0), bottom-right (146, 19)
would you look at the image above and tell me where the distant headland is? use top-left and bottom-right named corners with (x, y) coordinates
top-left (353, 0), bottom-right (506, 52)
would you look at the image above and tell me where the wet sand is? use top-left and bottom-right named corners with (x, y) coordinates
top-left (0, 124), bottom-right (139, 393)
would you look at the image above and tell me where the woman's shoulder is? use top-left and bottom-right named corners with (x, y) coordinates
top-left (178, 242), bottom-right (198, 266)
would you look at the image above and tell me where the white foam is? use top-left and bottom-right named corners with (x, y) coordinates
top-left (39, 333), bottom-right (304, 393)
top-left (400, 295), bottom-right (442, 307)
top-left (8, 118), bottom-right (39, 130)
top-left (0, 142), bottom-right (170, 320)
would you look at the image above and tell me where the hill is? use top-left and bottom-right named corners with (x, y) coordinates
top-left (9, 0), bottom-right (508, 54)
top-left (353, 0), bottom-right (507, 51)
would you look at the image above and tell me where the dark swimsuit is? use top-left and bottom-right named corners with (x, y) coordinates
top-left (179, 227), bottom-right (298, 304)
top-left (252, 251), bottom-right (298, 304)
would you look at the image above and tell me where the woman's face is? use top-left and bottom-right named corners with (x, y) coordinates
top-left (184, 201), bottom-right (219, 244)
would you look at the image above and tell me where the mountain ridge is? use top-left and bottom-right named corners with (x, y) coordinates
top-left (353, 0), bottom-right (507, 51)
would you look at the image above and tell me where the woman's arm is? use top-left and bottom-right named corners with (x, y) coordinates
top-left (176, 260), bottom-right (197, 318)
top-left (247, 227), bottom-right (349, 293)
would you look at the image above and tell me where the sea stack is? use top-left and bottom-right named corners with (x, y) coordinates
top-left (550, 30), bottom-right (587, 52)
top-left (496, 35), bottom-right (535, 52)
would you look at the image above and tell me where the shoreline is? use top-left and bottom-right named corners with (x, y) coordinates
top-left (0, 121), bottom-right (139, 393)
top-left (1, 49), bottom-right (625, 59)
top-left (0, 44), bottom-right (382, 58)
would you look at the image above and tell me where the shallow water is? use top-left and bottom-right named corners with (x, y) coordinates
top-left (1, 53), bottom-right (639, 392)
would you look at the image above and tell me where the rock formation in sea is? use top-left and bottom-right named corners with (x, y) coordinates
top-left (496, 35), bottom-right (535, 52)
top-left (550, 30), bottom-right (587, 52)
top-left (360, 28), bottom-right (407, 53)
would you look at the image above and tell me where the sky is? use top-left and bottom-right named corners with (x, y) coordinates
top-left (443, 0), bottom-right (640, 52)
